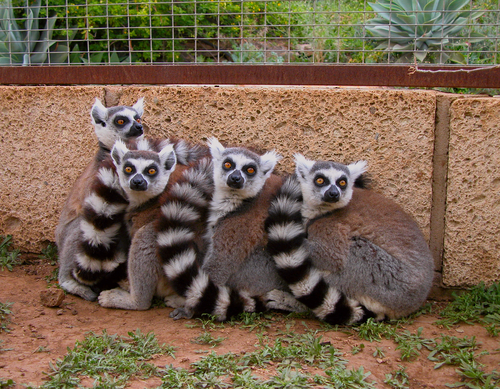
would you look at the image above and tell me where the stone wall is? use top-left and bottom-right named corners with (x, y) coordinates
top-left (0, 85), bottom-right (498, 289)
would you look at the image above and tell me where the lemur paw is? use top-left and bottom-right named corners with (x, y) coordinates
top-left (164, 294), bottom-right (186, 309)
top-left (170, 307), bottom-right (194, 320)
top-left (98, 288), bottom-right (129, 308)
top-left (265, 289), bottom-right (308, 313)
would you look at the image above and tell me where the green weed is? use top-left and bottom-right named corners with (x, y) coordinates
top-left (394, 327), bottom-right (435, 361)
top-left (0, 302), bottom-right (13, 333)
top-left (314, 366), bottom-right (376, 388)
top-left (428, 335), bottom-right (479, 369)
top-left (191, 331), bottom-right (226, 348)
top-left (186, 314), bottom-right (225, 331)
top-left (0, 236), bottom-right (20, 271)
top-left (384, 366), bottom-right (410, 389)
top-left (436, 282), bottom-right (500, 335)
top-left (41, 329), bottom-right (174, 388)
top-left (373, 346), bottom-right (385, 358)
top-left (0, 378), bottom-right (15, 388)
top-left (39, 244), bottom-right (58, 265)
top-left (352, 318), bottom-right (397, 342)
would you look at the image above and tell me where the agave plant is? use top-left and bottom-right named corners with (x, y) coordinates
top-left (0, 0), bottom-right (72, 65)
top-left (365, 0), bottom-right (485, 63)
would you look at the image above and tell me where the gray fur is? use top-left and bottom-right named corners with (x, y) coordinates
top-left (98, 223), bottom-right (175, 310)
top-left (299, 156), bottom-right (433, 321)
top-left (57, 98), bottom-right (145, 301)
top-left (58, 218), bottom-right (99, 301)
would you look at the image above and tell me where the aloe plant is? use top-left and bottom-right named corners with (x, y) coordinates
top-left (0, 0), bottom-right (72, 65)
top-left (365, 0), bottom-right (485, 63)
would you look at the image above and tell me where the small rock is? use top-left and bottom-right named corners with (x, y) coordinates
top-left (40, 289), bottom-right (65, 308)
top-left (56, 309), bottom-right (64, 316)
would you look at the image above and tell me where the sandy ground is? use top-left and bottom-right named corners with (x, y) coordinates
top-left (0, 257), bottom-right (499, 388)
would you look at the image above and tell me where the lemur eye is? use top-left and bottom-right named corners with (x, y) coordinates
top-left (246, 167), bottom-right (256, 175)
top-left (125, 166), bottom-right (133, 174)
top-left (338, 179), bottom-right (347, 188)
top-left (148, 168), bottom-right (157, 175)
top-left (223, 161), bottom-right (232, 170)
top-left (117, 119), bottom-right (125, 125)
top-left (136, 118), bottom-right (141, 124)
top-left (315, 177), bottom-right (324, 185)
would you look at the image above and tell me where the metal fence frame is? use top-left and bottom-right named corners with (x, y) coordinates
top-left (1, 64), bottom-right (499, 88)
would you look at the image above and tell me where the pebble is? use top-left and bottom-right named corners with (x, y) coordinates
top-left (40, 289), bottom-right (65, 308)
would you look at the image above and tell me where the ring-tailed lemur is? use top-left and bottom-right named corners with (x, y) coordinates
top-left (157, 138), bottom-right (306, 321)
top-left (266, 155), bottom-right (434, 325)
top-left (56, 97), bottom-right (146, 300)
top-left (98, 155), bottom-right (212, 311)
top-left (70, 138), bottom-right (177, 290)
top-left (59, 132), bottom-right (204, 301)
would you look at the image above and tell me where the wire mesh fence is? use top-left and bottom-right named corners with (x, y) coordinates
top-left (0, 0), bottom-right (498, 66)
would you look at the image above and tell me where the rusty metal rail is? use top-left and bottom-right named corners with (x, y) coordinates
top-left (1, 64), bottom-right (499, 88)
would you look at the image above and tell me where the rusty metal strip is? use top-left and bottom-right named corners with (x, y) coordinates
top-left (0, 64), bottom-right (499, 88)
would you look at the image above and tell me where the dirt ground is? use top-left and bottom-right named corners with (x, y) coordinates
top-left (1, 257), bottom-right (499, 388)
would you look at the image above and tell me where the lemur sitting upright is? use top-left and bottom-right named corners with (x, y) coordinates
top-left (56, 97), bottom-right (145, 301)
top-left (156, 138), bottom-right (306, 321)
top-left (266, 155), bottom-right (434, 325)
top-left (59, 136), bottom-right (189, 299)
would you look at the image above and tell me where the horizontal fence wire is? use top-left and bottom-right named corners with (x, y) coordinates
top-left (0, 0), bottom-right (498, 67)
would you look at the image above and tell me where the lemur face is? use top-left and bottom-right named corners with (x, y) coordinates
top-left (111, 139), bottom-right (176, 207)
top-left (295, 154), bottom-right (367, 215)
top-left (208, 137), bottom-right (279, 200)
top-left (91, 97), bottom-right (145, 149)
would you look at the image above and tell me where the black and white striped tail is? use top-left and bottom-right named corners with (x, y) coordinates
top-left (73, 159), bottom-right (129, 290)
top-left (156, 158), bottom-right (265, 321)
top-left (265, 175), bottom-right (368, 325)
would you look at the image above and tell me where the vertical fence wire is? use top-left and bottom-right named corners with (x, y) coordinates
top-left (0, 0), bottom-right (497, 66)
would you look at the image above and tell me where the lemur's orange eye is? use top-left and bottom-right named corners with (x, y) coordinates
top-left (224, 162), bottom-right (232, 169)
top-left (125, 166), bottom-right (133, 173)
top-left (315, 177), bottom-right (324, 185)
top-left (246, 167), bottom-right (255, 175)
top-left (136, 118), bottom-right (141, 124)
top-left (338, 179), bottom-right (347, 188)
top-left (117, 119), bottom-right (125, 125)
top-left (148, 168), bottom-right (157, 175)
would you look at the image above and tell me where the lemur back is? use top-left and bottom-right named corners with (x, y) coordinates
top-left (266, 155), bottom-right (434, 324)
top-left (156, 138), bottom-right (305, 321)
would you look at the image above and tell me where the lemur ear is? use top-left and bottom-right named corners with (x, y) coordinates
top-left (136, 138), bottom-right (152, 151)
top-left (294, 154), bottom-right (315, 181)
top-left (159, 143), bottom-right (177, 171)
top-left (207, 137), bottom-right (225, 160)
top-left (91, 98), bottom-right (108, 125)
top-left (347, 160), bottom-right (367, 183)
top-left (111, 139), bottom-right (129, 167)
top-left (132, 97), bottom-right (144, 117)
top-left (260, 150), bottom-right (281, 177)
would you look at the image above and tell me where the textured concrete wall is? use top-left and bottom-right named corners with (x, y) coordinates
top-left (1, 85), bottom-right (435, 254)
top-left (444, 97), bottom-right (500, 287)
top-left (0, 86), bottom-right (104, 252)
top-left (6, 85), bottom-right (498, 290)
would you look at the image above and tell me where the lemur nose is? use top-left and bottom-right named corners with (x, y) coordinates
top-left (130, 175), bottom-right (148, 191)
top-left (128, 123), bottom-right (143, 137)
top-left (227, 171), bottom-right (244, 189)
top-left (324, 185), bottom-right (340, 202)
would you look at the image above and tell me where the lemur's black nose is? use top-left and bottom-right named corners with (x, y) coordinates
top-left (128, 122), bottom-right (143, 137)
top-left (323, 185), bottom-right (340, 203)
top-left (227, 171), bottom-right (244, 189)
top-left (130, 174), bottom-right (148, 191)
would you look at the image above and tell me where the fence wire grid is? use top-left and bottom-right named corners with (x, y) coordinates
top-left (0, 0), bottom-right (499, 66)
